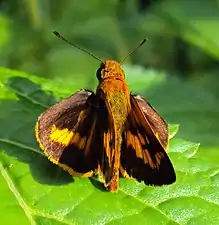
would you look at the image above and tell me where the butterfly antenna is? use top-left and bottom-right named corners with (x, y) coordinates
top-left (53, 31), bottom-right (103, 63)
top-left (120, 38), bottom-right (148, 64)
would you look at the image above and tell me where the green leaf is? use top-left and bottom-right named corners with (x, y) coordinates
top-left (0, 67), bottom-right (219, 224)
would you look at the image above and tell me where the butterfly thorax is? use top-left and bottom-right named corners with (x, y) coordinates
top-left (96, 60), bottom-right (131, 130)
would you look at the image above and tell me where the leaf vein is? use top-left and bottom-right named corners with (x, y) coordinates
top-left (119, 188), bottom-right (180, 225)
top-left (0, 138), bottom-right (44, 156)
top-left (0, 161), bottom-right (37, 225)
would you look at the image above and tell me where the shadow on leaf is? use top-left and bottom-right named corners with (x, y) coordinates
top-left (89, 176), bottom-right (106, 192)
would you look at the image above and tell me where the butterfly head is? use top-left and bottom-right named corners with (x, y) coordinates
top-left (96, 60), bottom-right (125, 81)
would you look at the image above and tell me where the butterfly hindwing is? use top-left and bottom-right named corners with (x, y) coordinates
top-left (120, 94), bottom-right (176, 185)
top-left (36, 90), bottom-right (104, 177)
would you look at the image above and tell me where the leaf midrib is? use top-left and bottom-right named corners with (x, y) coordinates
top-left (0, 157), bottom-right (78, 225)
top-left (0, 160), bottom-right (36, 225)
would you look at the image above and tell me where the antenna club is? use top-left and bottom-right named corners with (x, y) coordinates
top-left (52, 30), bottom-right (103, 63)
top-left (53, 31), bottom-right (61, 37)
top-left (120, 37), bottom-right (148, 64)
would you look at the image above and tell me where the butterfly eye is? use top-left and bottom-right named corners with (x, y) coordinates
top-left (96, 68), bottom-right (102, 80)
top-left (96, 63), bottom-right (105, 81)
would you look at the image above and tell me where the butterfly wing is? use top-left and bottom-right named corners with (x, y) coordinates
top-left (133, 94), bottom-right (169, 148)
top-left (36, 90), bottom-right (104, 177)
top-left (120, 94), bottom-right (176, 185)
top-left (92, 89), bottom-right (117, 188)
top-left (100, 111), bottom-right (116, 185)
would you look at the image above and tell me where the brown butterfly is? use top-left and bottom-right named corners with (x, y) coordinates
top-left (35, 31), bottom-right (176, 192)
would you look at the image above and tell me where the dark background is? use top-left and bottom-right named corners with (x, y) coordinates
top-left (0, 0), bottom-right (219, 153)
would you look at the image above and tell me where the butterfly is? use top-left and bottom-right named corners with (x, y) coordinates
top-left (35, 31), bottom-right (176, 192)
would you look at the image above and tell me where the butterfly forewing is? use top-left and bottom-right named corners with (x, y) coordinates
top-left (36, 90), bottom-right (104, 177)
top-left (120, 94), bottom-right (176, 185)
top-left (133, 94), bottom-right (169, 149)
